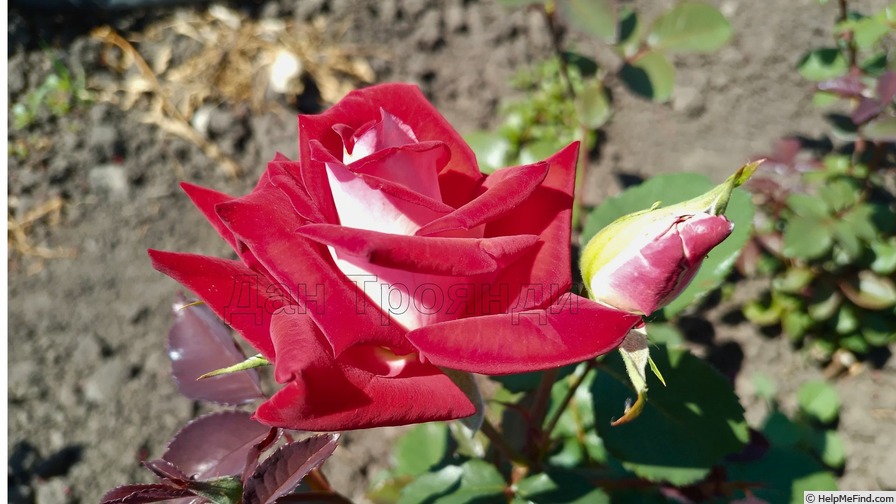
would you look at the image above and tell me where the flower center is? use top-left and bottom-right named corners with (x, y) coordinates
top-left (340, 345), bottom-right (417, 378)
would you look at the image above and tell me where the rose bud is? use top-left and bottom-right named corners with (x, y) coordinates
top-left (580, 163), bottom-right (759, 316)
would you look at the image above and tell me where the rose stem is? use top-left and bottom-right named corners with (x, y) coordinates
top-left (542, 360), bottom-right (595, 442)
top-left (526, 367), bottom-right (560, 461)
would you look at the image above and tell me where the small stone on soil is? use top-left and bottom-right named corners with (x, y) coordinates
top-left (83, 359), bottom-right (129, 404)
top-left (34, 479), bottom-right (74, 504)
top-left (88, 165), bottom-right (130, 200)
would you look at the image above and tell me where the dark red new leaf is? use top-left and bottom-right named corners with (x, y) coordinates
top-left (100, 484), bottom-right (194, 504)
top-left (877, 71), bottom-right (896, 104)
top-left (163, 411), bottom-right (272, 480)
top-left (143, 459), bottom-right (189, 485)
top-left (167, 294), bottom-right (264, 405)
top-left (242, 428), bottom-right (282, 483)
top-left (817, 74), bottom-right (865, 98)
top-left (242, 433), bottom-right (340, 504)
top-left (852, 97), bottom-right (884, 125)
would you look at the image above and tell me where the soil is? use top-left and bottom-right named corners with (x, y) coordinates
top-left (7, 0), bottom-right (895, 503)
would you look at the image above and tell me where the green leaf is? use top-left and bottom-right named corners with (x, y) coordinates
top-left (576, 78), bottom-right (613, 129)
top-left (861, 52), bottom-right (889, 75)
top-left (813, 91), bottom-right (842, 107)
top-left (808, 286), bottom-right (842, 321)
top-left (832, 221), bottom-right (862, 259)
top-left (582, 172), bottom-right (755, 318)
top-left (849, 16), bottom-right (890, 49)
top-left (840, 333), bottom-right (870, 354)
top-left (835, 303), bottom-right (860, 335)
top-left (516, 471), bottom-right (610, 503)
top-left (620, 51), bottom-right (676, 102)
top-left (870, 238), bottom-right (896, 275)
top-left (762, 410), bottom-right (801, 448)
top-left (492, 365), bottom-right (577, 393)
top-left (798, 48), bottom-right (849, 81)
top-left (752, 373), bottom-right (777, 401)
top-left (787, 193), bottom-right (830, 218)
top-left (646, 2), bottom-right (732, 53)
top-left (797, 47), bottom-right (849, 81)
top-left (842, 270), bottom-right (896, 309)
top-left (782, 310), bottom-right (813, 339)
top-left (728, 447), bottom-right (838, 503)
top-left (863, 117), bottom-right (896, 141)
top-left (861, 311), bottom-right (896, 347)
top-left (743, 297), bottom-right (782, 326)
top-left (398, 461), bottom-right (505, 504)
top-left (782, 215), bottom-right (833, 259)
top-left (394, 423), bottom-right (450, 478)
top-left (558, 0), bottom-right (617, 42)
top-left (772, 266), bottom-right (814, 294)
top-left (616, 8), bottom-right (642, 57)
top-left (592, 345), bottom-right (749, 485)
top-left (644, 322), bottom-right (685, 347)
top-left (811, 429), bottom-right (846, 469)
top-left (465, 130), bottom-right (511, 174)
top-left (798, 380), bottom-right (840, 424)
top-left (519, 139), bottom-right (566, 166)
top-left (818, 178), bottom-right (860, 212)
top-left (499, 0), bottom-right (545, 5)
top-left (842, 204), bottom-right (878, 241)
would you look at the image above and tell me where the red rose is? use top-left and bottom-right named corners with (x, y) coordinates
top-left (149, 83), bottom-right (639, 430)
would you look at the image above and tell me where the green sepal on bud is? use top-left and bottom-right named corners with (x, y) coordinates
top-left (197, 354), bottom-right (271, 380)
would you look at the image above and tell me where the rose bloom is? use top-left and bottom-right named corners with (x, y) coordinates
top-left (150, 83), bottom-right (639, 430)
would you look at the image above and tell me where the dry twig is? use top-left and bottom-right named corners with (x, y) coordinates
top-left (8, 196), bottom-right (77, 260)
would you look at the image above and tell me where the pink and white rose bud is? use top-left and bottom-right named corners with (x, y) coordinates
top-left (581, 162), bottom-right (759, 316)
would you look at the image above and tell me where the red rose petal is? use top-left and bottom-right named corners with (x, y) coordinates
top-left (148, 250), bottom-right (281, 359)
top-left (299, 83), bottom-right (483, 208)
top-left (253, 312), bottom-right (475, 431)
top-left (214, 181), bottom-right (410, 356)
top-left (295, 223), bottom-right (539, 277)
top-left (484, 142), bottom-right (579, 311)
top-left (416, 161), bottom-right (550, 237)
top-left (406, 293), bottom-right (640, 375)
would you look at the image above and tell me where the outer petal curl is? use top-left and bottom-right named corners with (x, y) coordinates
top-left (406, 293), bottom-right (640, 375)
top-left (253, 311), bottom-right (475, 430)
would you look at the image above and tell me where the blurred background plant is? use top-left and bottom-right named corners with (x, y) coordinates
top-left (466, 0), bottom-right (732, 226)
top-left (363, 2), bottom-right (856, 504)
top-left (11, 53), bottom-right (91, 131)
top-left (739, 0), bottom-right (896, 373)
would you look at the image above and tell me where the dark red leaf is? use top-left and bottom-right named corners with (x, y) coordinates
top-left (736, 239), bottom-right (763, 277)
top-left (242, 428), bottom-right (282, 483)
top-left (242, 434), bottom-right (340, 504)
top-left (167, 294), bottom-right (264, 405)
top-left (163, 411), bottom-right (272, 480)
top-left (100, 484), bottom-right (194, 504)
top-left (851, 97), bottom-right (884, 125)
top-left (877, 71), bottom-right (896, 103)
top-left (143, 459), bottom-right (189, 485)
top-left (817, 74), bottom-right (865, 98)
top-left (274, 493), bottom-right (354, 503)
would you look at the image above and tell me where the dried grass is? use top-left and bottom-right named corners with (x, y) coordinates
top-left (8, 196), bottom-right (77, 264)
top-left (90, 6), bottom-right (375, 177)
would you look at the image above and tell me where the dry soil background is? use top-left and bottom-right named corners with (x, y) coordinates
top-left (7, 0), bottom-right (895, 502)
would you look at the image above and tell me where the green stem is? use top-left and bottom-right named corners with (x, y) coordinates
top-left (541, 2), bottom-right (576, 100)
top-left (542, 361), bottom-right (595, 439)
